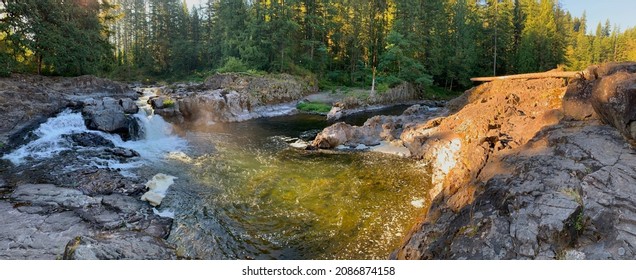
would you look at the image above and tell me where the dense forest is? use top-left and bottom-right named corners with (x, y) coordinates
top-left (1, 0), bottom-right (636, 90)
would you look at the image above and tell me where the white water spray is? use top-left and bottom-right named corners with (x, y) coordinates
top-left (2, 89), bottom-right (187, 172)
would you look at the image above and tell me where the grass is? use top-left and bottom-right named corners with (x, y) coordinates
top-left (297, 101), bottom-right (332, 113)
top-left (423, 85), bottom-right (463, 100)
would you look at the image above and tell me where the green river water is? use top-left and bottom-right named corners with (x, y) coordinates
top-left (152, 111), bottom-right (431, 259)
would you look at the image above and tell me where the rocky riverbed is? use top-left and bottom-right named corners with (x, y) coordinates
top-left (313, 62), bottom-right (636, 259)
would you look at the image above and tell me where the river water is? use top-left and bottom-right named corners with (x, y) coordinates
top-left (3, 98), bottom-right (431, 260)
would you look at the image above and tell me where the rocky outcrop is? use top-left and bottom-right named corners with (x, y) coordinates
top-left (324, 82), bottom-right (427, 121)
top-left (0, 74), bottom-right (136, 150)
top-left (151, 73), bottom-right (317, 124)
top-left (313, 104), bottom-right (448, 149)
top-left (590, 71), bottom-right (636, 143)
top-left (391, 62), bottom-right (636, 259)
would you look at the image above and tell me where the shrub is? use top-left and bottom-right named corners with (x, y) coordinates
top-left (217, 57), bottom-right (249, 73)
top-left (297, 101), bottom-right (332, 113)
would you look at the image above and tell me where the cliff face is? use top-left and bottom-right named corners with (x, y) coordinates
top-left (392, 62), bottom-right (636, 259)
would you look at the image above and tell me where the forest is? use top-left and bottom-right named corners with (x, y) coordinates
top-left (1, 0), bottom-right (636, 90)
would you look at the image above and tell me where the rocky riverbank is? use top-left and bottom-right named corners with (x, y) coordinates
top-left (316, 62), bottom-right (636, 259)
top-left (0, 74), bottom-right (179, 259)
top-left (149, 73), bottom-right (318, 125)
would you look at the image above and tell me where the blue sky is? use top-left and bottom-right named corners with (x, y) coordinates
top-left (184, 0), bottom-right (636, 31)
top-left (559, 0), bottom-right (636, 31)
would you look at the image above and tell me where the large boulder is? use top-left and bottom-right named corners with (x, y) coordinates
top-left (590, 71), bottom-right (636, 143)
top-left (81, 97), bottom-right (138, 139)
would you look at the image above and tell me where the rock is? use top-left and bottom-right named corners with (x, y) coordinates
top-left (313, 122), bottom-right (353, 148)
top-left (63, 232), bottom-right (176, 260)
top-left (102, 193), bottom-right (145, 214)
top-left (11, 184), bottom-right (101, 210)
top-left (82, 97), bottom-right (136, 138)
top-left (119, 98), bottom-right (138, 114)
top-left (65, 132), bottom-right (115, 148)
top-left (562, 78), bottom-right (597, 120)
top-left (106, 147), bottom-right (140, 158)
top-left (0, 201), bottom-right (92, 259)
top-left (141, 174), bottom-right (177, 207)
top-left (0, 74), bottom-right (135, 147)
top-left (149, 96), bottom-right (167, 109)
top-left (299, 129), bottom-right (322, 141)
top-left (314, 104), bottom-right (448, 150)
top-left (590, 71), bottom-right (636, 142)
top-left (327, 106), bottom-right (343, 121)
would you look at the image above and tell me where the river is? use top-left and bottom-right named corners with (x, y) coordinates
top-left (3, 96), bottom-right (431, 260)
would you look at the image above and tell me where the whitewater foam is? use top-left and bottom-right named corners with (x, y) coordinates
top-left (2, 96), bottom-right (187, 174)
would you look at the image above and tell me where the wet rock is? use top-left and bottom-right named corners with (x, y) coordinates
top-left (106, 147), bottom-right (140, 158)
top-left (102, 193), bottom-right (145, 215)
top-left (63, 232), bottom-right (176, 260)
top-left (53, 168), bottom-right (144, 196)
top-left (149, 96), bottom-right (167, 109)
top-left (119, 98), bottom-right (138, 114)
top-left (314, 106), bottom-right (447, 150)
top-left (11, 184), bottom-right (101, 210)
top-left (65, 132), bottom-right (115, 148)
top-left (82, 97), bottom-right (134, 138)
top-left (590, 71), bottom-right (636, 143)
top-left (299, 129), bottom-right (322, 141)
top-left (75, 206), bottom-right (124, 230)
top-left (0, 74), bottom-right (135, 147)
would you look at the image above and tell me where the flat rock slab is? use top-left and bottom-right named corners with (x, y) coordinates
top-left (0, 201), bottom-right (92, 259)
top-left (11, 184), bottom-right (101, 210)
top-left (64, 232), bottom-right (176, 260)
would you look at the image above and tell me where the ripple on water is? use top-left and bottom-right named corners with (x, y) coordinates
top-left (164, 135), bottom-right (431, 260)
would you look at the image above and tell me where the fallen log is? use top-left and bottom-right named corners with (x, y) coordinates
top-left (471, 71), bottom-right (580, 82)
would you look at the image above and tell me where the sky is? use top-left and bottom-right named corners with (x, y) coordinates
top-left (184, 0), bottom-right (636, 31)
top-left (559, 0), bottom-right (636, 31)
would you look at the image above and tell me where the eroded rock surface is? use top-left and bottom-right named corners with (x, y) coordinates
top-left (392, 62), bottom-right (636, 260)
top-left (0, 184), bottom-right (175, 259)
top-left (151, 73), bottom-right (317, 124)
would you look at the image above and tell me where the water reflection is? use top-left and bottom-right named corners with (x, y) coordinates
top-left (160, 109), bottom-right (430, 259)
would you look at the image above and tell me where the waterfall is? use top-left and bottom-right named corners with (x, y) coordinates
top-left (2, 90), bottom-right (187, 171)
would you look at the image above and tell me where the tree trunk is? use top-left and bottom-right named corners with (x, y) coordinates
top-left (471, 71), bottom-right (579, 82)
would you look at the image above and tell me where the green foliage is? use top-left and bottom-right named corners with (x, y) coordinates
top-left (423, 85), bottom-right (463, 100)
top-left (1, 0), bottom-right (635, 88)
top-left (163, 98), bottom-right (175, 108)
top-left (296, 101), bottom-right (332, 113)
top-left (217, 57), bottom-right (250, 73)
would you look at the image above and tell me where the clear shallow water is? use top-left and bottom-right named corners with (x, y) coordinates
top-left (158, 111), bottom-right (431, 259)
top-left (3, 101), bottom-right (431, 260)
